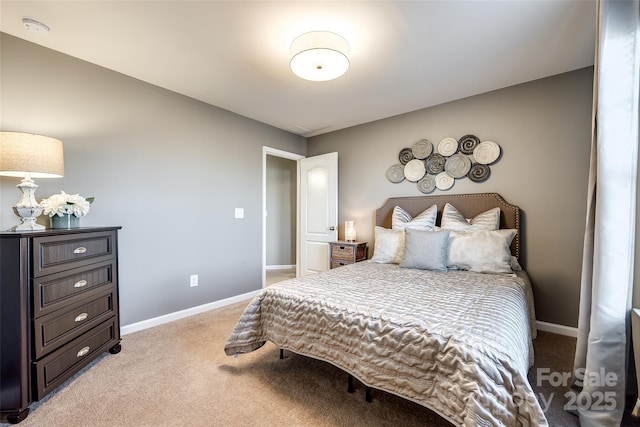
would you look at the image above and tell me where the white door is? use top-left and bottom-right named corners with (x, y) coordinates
top-left (299, 152), bottom-right (338, 276)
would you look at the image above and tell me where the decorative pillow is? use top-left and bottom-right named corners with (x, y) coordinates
top-left (400, 229), bottom-right (450, 271)
top-left (370, 226), bottom-right (405, 264)
top-left (392, 205), bottom-right (438, 231)
top-left (440, 203), bottom-right (500, 231)
top-left (511, 256), bottom-right (523, 271)
top-left (447, 229), bottom-right (517, 273)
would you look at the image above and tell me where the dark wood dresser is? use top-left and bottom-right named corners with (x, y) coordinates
top-left (0, 227), bottom-right (122, 424)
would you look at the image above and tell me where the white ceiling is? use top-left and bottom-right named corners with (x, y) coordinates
top-left (0, 1), bottom-right (596, 137)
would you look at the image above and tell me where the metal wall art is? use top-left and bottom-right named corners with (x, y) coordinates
top-left (385, 135), bottom-right (502, 193)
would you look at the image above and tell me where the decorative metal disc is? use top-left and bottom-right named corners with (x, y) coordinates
top-left (437, 137), bottom-right (458, 157)
top-left (403, 159), bottom-right (426, 182)
top-left (411, 139), bottom-right (433, 160)
top-left (444, 153), bottom-right (472, 179)
top-left (386, 164), bottom-right (405, 183)
top-left (468, 163), bottom-right (491, 182)
top-left (435, 171), bottom-right (455, 190)
top-left (417, 175), bottom-right (436, 194)
top-left (458, 134), bottom-right (480, 155)
top-left (399, 147), bottom-right (414, 165)
top-left (425, 153), bottom-right (446, 174)
top-left (473, 141), bottom-right (501, 165)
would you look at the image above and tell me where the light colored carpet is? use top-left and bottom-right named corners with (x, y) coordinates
top-left (1, 300), bottom-right (591, 426)
top-left (266, 268), bottom-right (296, 286)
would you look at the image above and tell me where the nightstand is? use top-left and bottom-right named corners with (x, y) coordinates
top-left (329, 241), bottom-right (368, 269)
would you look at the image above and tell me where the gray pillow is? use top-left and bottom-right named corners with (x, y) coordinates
top-left (400, 229), bottom-right (450, 271)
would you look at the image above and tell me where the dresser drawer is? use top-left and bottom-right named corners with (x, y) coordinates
top-left (33, 290), bottom-right (117, 359)
top-left (331, 260), bottom-right (354, 269)
top-left (329, 241), bottom-right (367, 269)
top-left (33, 231), bottom-right (116, 277)
top-left (331, 245), bottom-right (355, 261)
top-left (33, 260), bottom-right (117, 317)
top-left (34, 318), bottom-right (119, 400)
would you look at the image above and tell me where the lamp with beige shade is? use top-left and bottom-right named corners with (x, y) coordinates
top-left (0, 131), bottom-right (64, 231)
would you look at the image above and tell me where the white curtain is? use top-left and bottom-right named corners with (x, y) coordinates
top-left (572, 1), bottom-right (640, 426)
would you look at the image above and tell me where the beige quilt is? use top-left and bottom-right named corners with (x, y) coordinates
top-left (224, 262), bottom-right (547, 426)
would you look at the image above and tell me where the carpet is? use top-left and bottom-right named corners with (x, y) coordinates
top-left (0, 300), bottom-right (596, 426)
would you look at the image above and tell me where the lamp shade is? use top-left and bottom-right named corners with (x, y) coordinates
top-left (0, 131), bottom-right (64, 178)
top-left (290, 31), bottom-right (350, 82)
top-left (345, 220), bottom-right (356, 242)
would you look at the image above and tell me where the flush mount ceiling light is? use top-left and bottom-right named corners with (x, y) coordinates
top-left (290, 31), bottom-right (350, 82)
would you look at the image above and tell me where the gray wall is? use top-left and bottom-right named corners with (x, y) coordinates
top-left (308, 68), bottom-right (594, 328)
top-left (0, 34), bottom-right (306, 325)
top-left (0, 33), bottom-right (597, 329)
top-left (266, 155), bottom-right (297, 266)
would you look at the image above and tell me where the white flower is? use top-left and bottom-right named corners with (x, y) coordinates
top-left (40, 191), bottom-right (94, 217)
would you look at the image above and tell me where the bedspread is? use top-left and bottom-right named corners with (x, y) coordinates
top-left (224, 262), bottom-right (547, 426)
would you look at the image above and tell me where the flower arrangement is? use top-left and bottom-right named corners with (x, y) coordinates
top-left (40, 191), bottom-right (94, 218)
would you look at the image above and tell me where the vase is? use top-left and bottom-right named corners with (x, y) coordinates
top-left (51, 213), bottom-right (80, 229)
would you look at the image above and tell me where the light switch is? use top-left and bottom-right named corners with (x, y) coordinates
top-left (235, 208), bottom-right (244, 219)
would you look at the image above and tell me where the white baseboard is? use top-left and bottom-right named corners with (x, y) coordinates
top-left (121, 290), bottom-right (260, 336)
top-left (536, 320), bottom-right (579, 338)
top-left (266, 264), bottom-right (295, 271)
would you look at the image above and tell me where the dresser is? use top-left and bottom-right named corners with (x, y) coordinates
top-left (0, 227), bottom-right (122, 424)
top-left (329, 241), bottom-right (368, 268)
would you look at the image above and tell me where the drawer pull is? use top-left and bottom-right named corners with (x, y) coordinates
top-left (73, 247), bottom-right (87, 254)
top-left (74, 279), bottom-right (88, 288)
top-left (76, 346), bottom-right (90, 358)
top-left (74, 312), bottom-right (89, 322)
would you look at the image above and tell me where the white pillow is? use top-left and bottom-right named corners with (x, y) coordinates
top-left (440, 203), bottom-right (500, 231)
top-left (447, 229), bottom-right (517, 273)
top-left (392, 204), bottom-right (438, 231)
top-left (370, 226), bottom-right (405, 264)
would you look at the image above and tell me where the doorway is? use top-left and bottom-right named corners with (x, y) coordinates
top-left (262, 147), bottom-right (304, 287)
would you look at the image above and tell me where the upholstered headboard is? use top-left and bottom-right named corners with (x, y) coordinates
top-left (375, 193), bottom-right (521, 259)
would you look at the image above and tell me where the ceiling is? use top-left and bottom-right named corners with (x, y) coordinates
top-left (0, 1), bottom-right (596, 137)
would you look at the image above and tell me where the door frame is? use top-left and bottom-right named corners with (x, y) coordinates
top-left (262, 146), bottom-right (305, 288)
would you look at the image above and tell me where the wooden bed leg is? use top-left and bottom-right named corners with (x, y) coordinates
top-left (347, 374), bottom-right (354, 393)
top-left (365, 386), bottom-right (372, 403)
top-left (279, 349), bottom-right (284, 359)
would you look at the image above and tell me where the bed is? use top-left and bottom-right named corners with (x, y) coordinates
top-left (224, 193), bottom-right (547, 426)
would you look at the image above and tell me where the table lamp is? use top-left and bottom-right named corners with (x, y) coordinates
top-left (345, 220), bottom-right (356, 242)
top-left (0, 131), bottom-right (64, 231)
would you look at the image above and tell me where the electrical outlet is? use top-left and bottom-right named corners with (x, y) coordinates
top-left (190, 274), bottom-right (198, 287)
